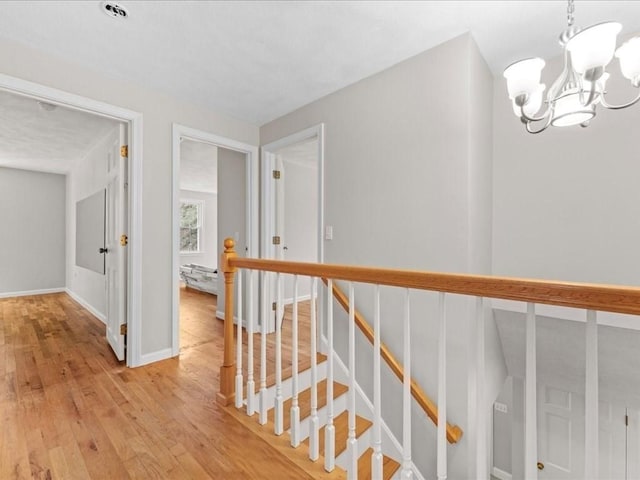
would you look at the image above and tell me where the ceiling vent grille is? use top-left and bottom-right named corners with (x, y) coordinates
top-left (102, 2), bottom-right (128, 19)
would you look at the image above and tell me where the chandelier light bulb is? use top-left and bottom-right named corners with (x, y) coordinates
top-left (565, 22), bottom-right (622, 74)
top-left (503, 58), bottom-right (545, 99)
top-left (615, 37), bottom-right (640, 83)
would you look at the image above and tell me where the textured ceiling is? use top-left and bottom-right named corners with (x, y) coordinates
top-left (1, 1), bottom-right (640, 126)
top-left (180, 140), bottom-right (218, 194)
top-left (0, 89), bottom-right (121, 174)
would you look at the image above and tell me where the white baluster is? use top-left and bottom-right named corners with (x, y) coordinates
top-left (437, 292), bottom-right (447, 480)
top-left (274, 272), bottom-right (284, 435)
top-left (585, 309), bottom-right (599, 479)
top-left (235, 269), bottom-right (243, 409)
top-left (246, 269), bottom-right (256, 416)
top-left (372, 284), bottom-right (383, 478)
top-left (347, 283), bottom-right (357, 479)
top-left (259, 271), bottom-right (268, 425)
top-left (309, 277), bottom-right (320, 461)
top-left (324, 279), bottom-right (335, 472)
top-left (401, 288), bottom-right (412, 479)
top-left (524, 302), bottom-right (538, 480)
top-left (476, 297), bottom-right (487, 479)
top-left (290, 275), bottom-right (301, 447)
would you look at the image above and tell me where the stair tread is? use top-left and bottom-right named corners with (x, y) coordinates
top-left (268, 379), bottom-right (348, 430)
top-left (304, 410), bottom-right (372, 458)
top-left (246, 353), bottom-right (327, 396)
top-left (357, 447), bottom-right (401, 480)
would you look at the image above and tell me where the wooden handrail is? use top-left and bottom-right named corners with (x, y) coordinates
top-left (228, 257), bottom-right (640, 316)
top-left (323, 278), bottom-right (463, 444)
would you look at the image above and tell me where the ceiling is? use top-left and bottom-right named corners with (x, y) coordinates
top-left (180, 140), bottom-right (218, 194)
top-left (1, 1), bottom-right (639, 126)
top-left (0, 89), bottom-right (120, 174)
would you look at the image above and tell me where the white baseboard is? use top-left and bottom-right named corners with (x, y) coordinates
top-left (0, 287), bottom-right (65, 299)
top-left (492, 466), bottom-right (513, 480)
top-left (283, 294), bottom-right (312, 305)
top-left (65, 288), bottom-right (106, 324)
top-left (138, 348), bottom-right (174, 367)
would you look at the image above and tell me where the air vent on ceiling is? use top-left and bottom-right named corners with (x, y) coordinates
top-left (102, 1), bottom-right (128, 19)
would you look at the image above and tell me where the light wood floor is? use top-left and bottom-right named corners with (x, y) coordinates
top-left (0, 289), bottom-right (340, 479)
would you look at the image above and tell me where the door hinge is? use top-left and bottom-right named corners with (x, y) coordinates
top-left (272, 169), bottom-right (281, 179)
top-left (626, 414), bottom-right (629, 426)
top-left (272, 302), bottom-right (276, 311)
top-left (120, 324), bottom-right (128, 335)
top-left (120, 145), bottom-right (128, 158)
top-left (272, 235), bottom-right (281, 245)
top-left (120, 234), bottom-right (128, 246)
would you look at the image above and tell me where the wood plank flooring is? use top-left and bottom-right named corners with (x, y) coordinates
top-left (0, 289), bottom-right (342, 479)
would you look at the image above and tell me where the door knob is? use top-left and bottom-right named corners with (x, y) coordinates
top-left (537, 462), bottom-right (544, 470)
top-left (99, 247), bottom-right (109, 254)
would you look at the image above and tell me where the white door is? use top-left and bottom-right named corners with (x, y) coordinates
top-left (537, 385), bottom-right (585, 478)
top-left (105, 124), bottom-right (128, 361)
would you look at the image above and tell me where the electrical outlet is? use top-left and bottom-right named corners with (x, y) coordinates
top-left (494, 402), bottom-right (508, 414)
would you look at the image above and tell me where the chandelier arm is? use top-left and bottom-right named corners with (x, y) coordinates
top-left (525, 112), bottom-right (553, 134)
top-left (599, 90), bottom-right (640, 110)
top-left (519, 103), bottom-right (552, 123)
top-left (579, 83), bottom-right (598, 108)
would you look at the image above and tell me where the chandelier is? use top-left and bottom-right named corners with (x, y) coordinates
top-left (503, 0), bottom-right (640, 134)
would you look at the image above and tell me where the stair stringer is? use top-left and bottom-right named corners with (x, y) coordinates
top-left (321, 334), bottom-right (427, 480)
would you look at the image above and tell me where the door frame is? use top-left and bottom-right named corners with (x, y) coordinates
top-left (261, 124), bottom-right (325, 263)
top-left (0, 73), bottom-right (144, 367)
top-left (171, 123), bottom-right (259, 356)
top-left (261, 124), bottom-right (325, 333)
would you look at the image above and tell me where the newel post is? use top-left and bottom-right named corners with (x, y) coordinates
top-left (217, 237), bottom-right (237, 406)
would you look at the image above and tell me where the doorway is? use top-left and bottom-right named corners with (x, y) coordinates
top-left (0, 73), bottom-right (142, 366)
top-left (171, 124), bottom-right (259, 356)
top-left (261, 124), bottom-right (324, 331)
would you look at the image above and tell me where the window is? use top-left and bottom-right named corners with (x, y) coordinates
top-left (180, 200), bottom-right (203, 253)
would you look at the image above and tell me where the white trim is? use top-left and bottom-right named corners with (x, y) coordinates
top-left (492, 466), bottom-right (513, 480)
top-left (172, 123), bottom-right (259, 357)
top-left (0, 288), bottom-right (65, 299)
top-left (283, 294), bottom-right (312, 305)
top-left (65, 288), bottom-right (106, 323)
top-left (0, 73), bottom-right (143, 368)
top-left (138, 348), bottom-right (174, 367)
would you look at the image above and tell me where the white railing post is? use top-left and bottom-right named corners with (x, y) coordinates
top-left (401, 288), bottom-right (413, 479)
top-left (475, 297), bottom-right (487, 479)
top-left (309, 277), bottom-right (320, 461)
top-left (325, 279), bottom-right (336, 472)
top-left (525, 302), bottom-right (538, 480)
top-left (437, 292), bottom-right (447, 480)
top-left (274, 272), bottom-right (284, 435)
top-left (235, 269), bottom-right (243, 409)
top-left (290, 275), bottom-right (301, 447)
top-left (347, 283), bottom-right (358, 479)
top-left (585, 309), bottom-right (599, 479)
top-left (246, 269), bottom-right (256, 416)
top-left (259, 271), bottom-right (268, 425)
top-left (372, 284), bottom-right (383, 478)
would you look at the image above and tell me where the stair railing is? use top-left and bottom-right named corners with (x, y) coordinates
top-left (218, 238), bottom-right (640, 479)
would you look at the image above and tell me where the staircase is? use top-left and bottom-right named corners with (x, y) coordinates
top-left (238, 355), bottom-right (401, 479)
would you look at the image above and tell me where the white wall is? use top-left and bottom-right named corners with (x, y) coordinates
top-left (65, 127), bottom-right (118, 320)
top-left (0, 37), bottom-right (259, 359)
top-left (260, 34), bottom-right (506, 478)
top-left (493, 50), bottom-right (640, 287)
top-left (179, 189), bottom-right (217, 269)
top-left (0, 167), bottom-right (66, 295)
top-left (216, 147), bottom-right (246, 318)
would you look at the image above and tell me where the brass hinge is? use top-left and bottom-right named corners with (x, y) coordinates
top-left (120, 145), bottom-right (128, 158)
top-left (272, 235), bottom-right (281, 245)
top-left (120, 324), bottom-right (128, 335)
top-left (272, 170), bottom-right (281, 179)
top-left (272, 302), bottom-right (276, 311)
top-left (120, 234), bottom-right (128, 246)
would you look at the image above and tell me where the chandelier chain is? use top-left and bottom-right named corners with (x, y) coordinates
top-left (567, 0), bottom-right (575, 27)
